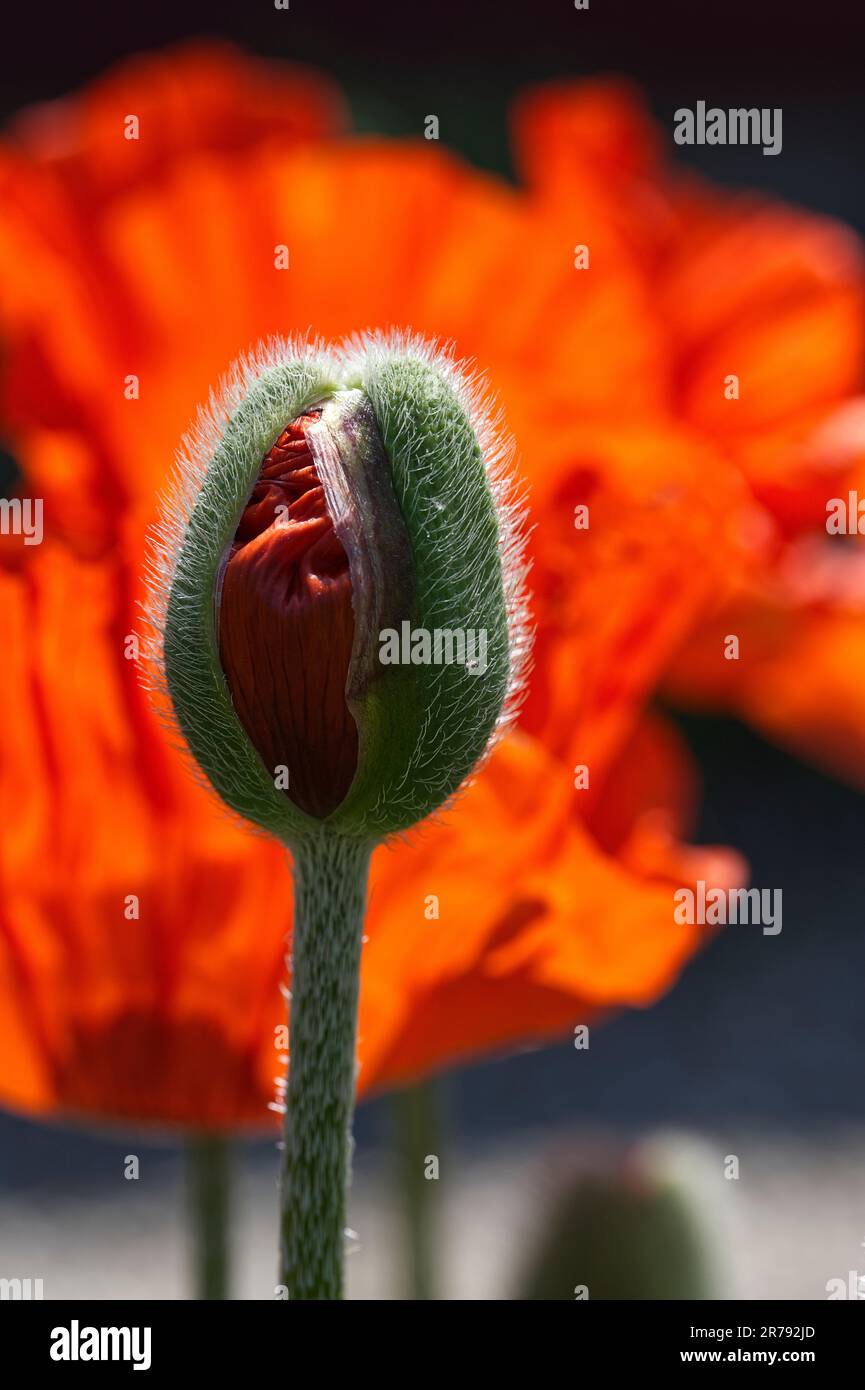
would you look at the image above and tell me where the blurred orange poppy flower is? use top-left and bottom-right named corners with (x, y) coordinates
top-left (0, 45), bottom-right (743, 1129)
top-left (514, 79), bottom-right (865, 784)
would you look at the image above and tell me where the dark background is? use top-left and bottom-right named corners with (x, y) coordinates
top-left (0, 0), bottom-right (863, 230)
top-left (0, 0), bottom-right (863, 1193)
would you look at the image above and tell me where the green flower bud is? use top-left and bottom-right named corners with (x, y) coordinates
top-left (514, 1144), bottom-right (713, 1301)
top-left (144, 332), bottom-right (530, 848)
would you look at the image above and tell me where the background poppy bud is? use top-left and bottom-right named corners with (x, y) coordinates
top-left (514, 1142), bottom-right (713, 1301)
top-left (146, 330), bottom-right (531, 847)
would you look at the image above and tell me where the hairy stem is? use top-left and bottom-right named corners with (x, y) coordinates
top-left (187, 1133), bottom-right (231, 1300)
top-left (279, 833), bottom-right (372, 1299)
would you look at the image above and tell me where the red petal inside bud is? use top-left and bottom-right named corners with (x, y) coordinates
top-left (218, 411), bottom-right (358, 818)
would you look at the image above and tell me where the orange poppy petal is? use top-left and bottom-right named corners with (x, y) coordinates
top-left (667, 545), bottom-right (865, 787)
top-left (357, 730), bottom-right (735, 1094)
top-left (0, 52), bottom-right (751, 1130)
top-left (0, 548), bottom-right (292, 1127)
top-left (522, 418), bottom-right (758, 783)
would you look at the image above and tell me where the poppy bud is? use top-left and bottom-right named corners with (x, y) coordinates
top-left (514, 1142), bottom-right (713, 1300)
top-left (143, 331), bottom-right (531, 1300)
top-left (145, 332), bottom-right (530, 847)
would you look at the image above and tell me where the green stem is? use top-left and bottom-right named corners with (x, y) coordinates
top-left (394, 1080), bottom-right (441, 1300)
top-left (187, 1133), bottom-right (231, 1300)
top-left (279, 833), bottom-right (372, 1299)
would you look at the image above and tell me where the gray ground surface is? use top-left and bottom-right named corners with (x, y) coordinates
top-left (1, 1131), bottom-right (864, 1300)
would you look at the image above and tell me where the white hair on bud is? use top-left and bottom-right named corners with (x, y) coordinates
top-left (339, 329), bottom-right (534, 824)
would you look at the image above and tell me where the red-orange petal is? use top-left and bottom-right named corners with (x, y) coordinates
top-left (218, 412), bottom-right (358, 819)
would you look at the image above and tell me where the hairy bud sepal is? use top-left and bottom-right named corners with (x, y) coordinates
top-left (145, 332), bottom-right (530, 847)
top-left (149, 342), bottom-right (341, 844)
top-left (332, 339), bottom-right (524, 836)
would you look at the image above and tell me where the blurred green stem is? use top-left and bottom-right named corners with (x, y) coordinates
top-left (394, 1080), bottom-right (441, 1300)
top-left (187, 1133), bottom-right (231, 1300)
